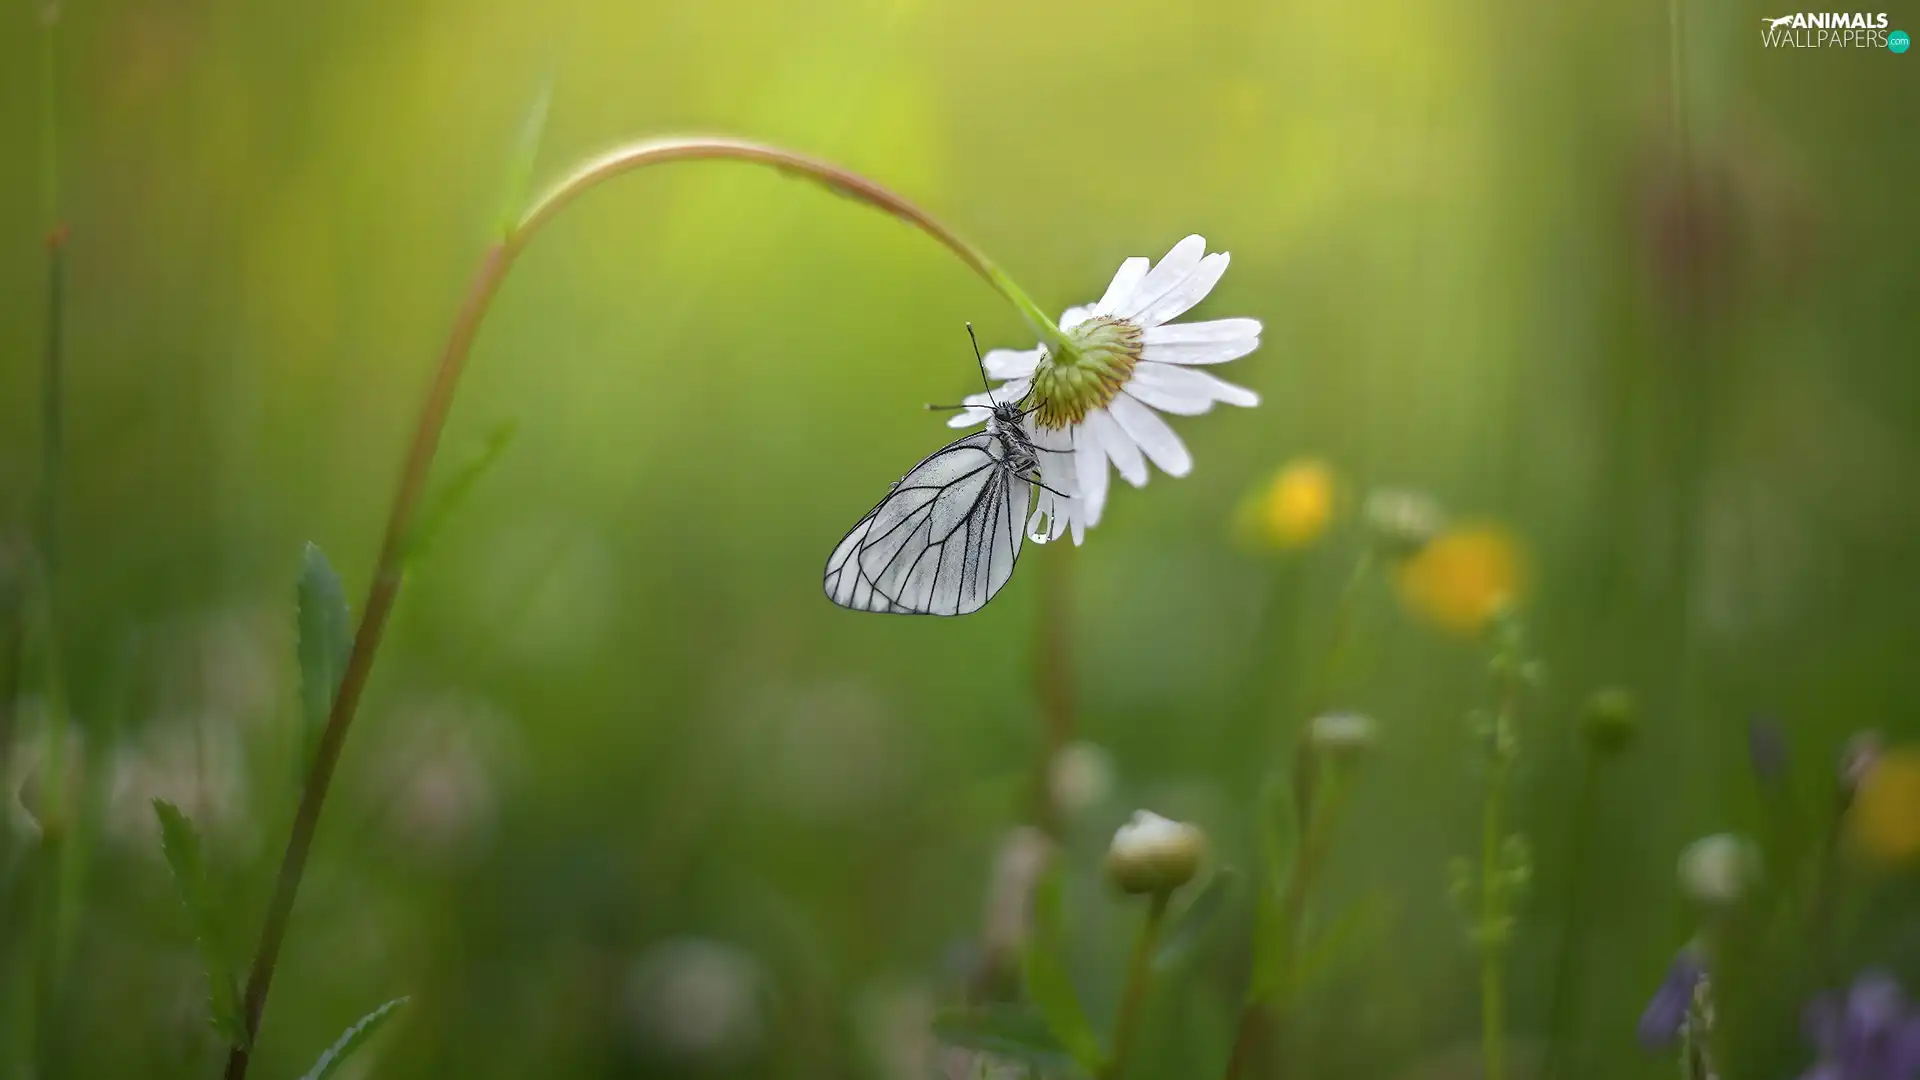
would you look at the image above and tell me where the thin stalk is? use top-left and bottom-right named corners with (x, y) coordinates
top-left (33, 0), bottom-right (68, 832)
top-left (1539, 753), bottom-right (1600, 1080)
top-left (1477, 667), bottom-right (1523, 1080)
top-left (1803, 807), bottom-right (1846, 984)
top-left (1306, 548), bottom-right (1375, 720)
top-left (1105, 891), bottom-right (1170, 1080)
top-left (1223, 549), bottom-right (1373, 1080)
top-left (25, 6), bottom-right (74, 1074)
top-left (223, 137), bottom-right (1061, 1080)
top-left (1480, 769), bottom-right (1507, 1080)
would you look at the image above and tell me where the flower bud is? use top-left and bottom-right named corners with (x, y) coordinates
top-left (981, 826), bottom-right (1053, 959)
top-left (1581, 688), bottom-right (1640, 754)
top-left (1105, 810), bottom-right (1205, 897)
top-left (1677, 833), bottom-right (1761, 906)
top-left (1363, 489), bottom-right (1444, 558)
top-left (1308, 712), bottom-right (1378, 762)
top-left (1049, 741), bottom-right (1115, 817)
top-left (1840, 731), bottom-right (1883, 802)
top-left (622, 938), bottom-right (770, 1066)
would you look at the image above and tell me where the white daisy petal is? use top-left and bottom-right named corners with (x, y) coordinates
top-left (1059, 306), bottom-right (1096, 332)
top-left (1132, 361), bottom-right (1260, 408)
top-left (1120, 383), bottom-right (1213, 416)
top-left (983, 348), bottom-right (1042, 379)
top-left (1036, 423), bottom-right (1076, 478)
top-left (1142, 318), bottom-right (1263, 345)
top-left (1074, 430), bottom-right (1110, 527)
top-left (1132, 252), bottom-right (1229, 328)
top-left (1093, 257), bottom-right (1150, 316)
top-left (946, 390), bottom-right (999, 428)
top-left (1070, 511), bottom-right (1085, 546)
top-left (993, 377), bottom-right (1033, 406)
top-left (1084, 408), bottom-right (1147, 487)
top-left (1142, 336), bottom-right (1260, 366)
top-left (1112, 235), bottom-right (1206, 322)
top-left (1108, 395), bottom-right (1193, 477)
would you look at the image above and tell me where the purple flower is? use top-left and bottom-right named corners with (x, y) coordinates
top-left (1640, 949), bottom-right (1706, 1050)
top-left (1802, 972), bottom-right (1920, 1080)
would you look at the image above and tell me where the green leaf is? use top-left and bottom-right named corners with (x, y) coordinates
top-left (403, 421), bottom-right (518, 565)
top-left (1020, 863), bottom-right (1103, 1073)
top-left (1247, 770), bottom-right (1298, 1004)
top-left (1153, 867), bottom-right (1239, 973)
top-left (298, 996), bottom-right (410, 1080)
top-left (1290, 891), bottom-right (1394, 1002)
top-left (152, 799), bottom-right (246, 1048)
top-left (295, 542), bottom-right (352, 768)
top-left (497, 75), bottom-right (554, 236)
top-left (933, 1003), bottom-right (1081, 1074)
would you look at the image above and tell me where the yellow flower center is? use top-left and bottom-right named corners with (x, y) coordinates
top-left (1029, 316), bottom-right (1142, 429)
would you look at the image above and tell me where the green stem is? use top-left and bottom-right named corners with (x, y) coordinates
top-left (1306, 548), bottom-right (1375, 721)
top-left (24, 7), bottom-right (73, 1074)
top-left (1105, 891), bottom-right (1170, 1080)
top-left (1540, 753), bottom-right (1600, 1080)
top-left (1223, 549), bottom-right (1373, 1080)
top-left (1478, 664), bottom-right (1522, 1080)
top-left (1480, 768), bottom-right (1506, 1080)
top-left (222, 137), bottom-right (1060, 1080)
top-left (1224, 768), bottom-right (1351, 1080)
top-left (519, 138), bottom-right (1069, 352)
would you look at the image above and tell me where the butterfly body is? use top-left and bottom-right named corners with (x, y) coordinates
top-left (824, 399), bottom-right (1042, 616)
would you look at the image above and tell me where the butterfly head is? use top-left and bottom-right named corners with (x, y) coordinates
top-left (986, 400), bottom-right (1039, 476)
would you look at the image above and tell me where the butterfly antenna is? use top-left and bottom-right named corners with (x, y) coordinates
top-left (965, 322), bottom-right (998, 409)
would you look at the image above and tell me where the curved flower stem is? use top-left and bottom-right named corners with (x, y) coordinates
top-left (519, 139), bottom-right (1069, 350)
top-left (1105, 891), bottom-right (1170, 1080)
top-left (223, 136), bottom-right (1060, 1080)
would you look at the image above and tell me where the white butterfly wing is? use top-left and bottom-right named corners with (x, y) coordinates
top-left (824, 432), bottom-right (1031, 616)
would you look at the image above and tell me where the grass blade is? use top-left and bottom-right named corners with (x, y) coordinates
top-left (299, 996), bottom-right (410, 1080)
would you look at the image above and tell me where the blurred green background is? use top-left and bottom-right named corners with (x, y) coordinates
top-left (1, 0), bottom-right (1917, 1076)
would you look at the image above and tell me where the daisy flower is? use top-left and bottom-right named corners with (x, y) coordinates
top-left (950, 235), bottom-right (1262, 543)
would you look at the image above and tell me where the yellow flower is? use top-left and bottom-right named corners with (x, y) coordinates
top-left (1847, 747), bottom-right (1920, 865)
top-left (1238, 458), bottom-right (1338, 550)
top-left (1394, 524), bottom-right (1527, 637)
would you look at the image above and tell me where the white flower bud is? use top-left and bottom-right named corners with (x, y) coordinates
top-left (1309, 712), bottom-right (1378, 760)
top-left (622, 938), bottom-right (769, 1066)
top-left (1049, 741), bottom-right (1115, 815)
top-left (1363, 489), bottom-right (1444, 558)
top-left (981, 827), bottom-right (1053, 959)
top-left (1105, 810), bottom-right (1205, 896)
top-left (1677, 833), bottom-right (1761, 906)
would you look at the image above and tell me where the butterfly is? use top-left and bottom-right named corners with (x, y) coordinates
top-left (824, 327), bottom-right (1062, 615)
